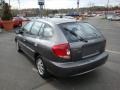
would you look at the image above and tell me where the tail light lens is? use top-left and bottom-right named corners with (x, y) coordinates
top-left (52, 43), bottom-right (71, 59)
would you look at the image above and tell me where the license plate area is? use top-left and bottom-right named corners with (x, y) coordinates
top-left (82, 42), bottom-right (103, 59)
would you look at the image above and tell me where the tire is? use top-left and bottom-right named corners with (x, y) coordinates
top-left (16, 41), bottom-right (22, 52)
top-left (36, 57), bottom-right (50, 78)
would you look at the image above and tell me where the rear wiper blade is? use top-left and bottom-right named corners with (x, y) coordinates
top-left (63, 28), bottom-right (88, 42)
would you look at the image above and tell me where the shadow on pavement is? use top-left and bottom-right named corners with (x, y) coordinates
top-left (49, 70), bottom-right (100, 90)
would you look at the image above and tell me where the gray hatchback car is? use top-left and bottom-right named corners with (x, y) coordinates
top-left (15, 18), bottom-right (108, 78)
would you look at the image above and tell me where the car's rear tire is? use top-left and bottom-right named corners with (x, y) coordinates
top-left (36, 57), bottom-right (50, 78)
top-left (16, 41), bottom-right (22, 52)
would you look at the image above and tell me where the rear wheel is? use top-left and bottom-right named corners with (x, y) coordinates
top-left (36, 57), bottom-right (50, 78)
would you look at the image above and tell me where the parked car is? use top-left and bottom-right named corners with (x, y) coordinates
top-left (106, 14), bottom-right (120, 21)
top-left (19, 16), bottom-right (30, 22)
top-left (111, 15), bottom-right (120, 21)
top-left (0, 19), bottom-right (3, 28)
top-left (96, 14), bottom-right (102, 17)
top-left (15, 18), bottom-right (108, 78)
top-left (106, 15), bottom-right (113, 20)
top-left (28, 17), bottom-right (41, 21)
top-left (87, 14), bottom-right (95, 17)
top-left (0, 17), bottom-right (23, 28)
top-left (62, 16), bottom-right (75, 19)
top-left (13, 17), bottom-right (23, 27)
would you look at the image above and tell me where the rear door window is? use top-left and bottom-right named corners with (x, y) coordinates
top-left (38, 23), bottom-right (44, 36)
top-left (30, 22), bottom-right (43, 35)
top-left (43, 24), bottom-right (53, 39)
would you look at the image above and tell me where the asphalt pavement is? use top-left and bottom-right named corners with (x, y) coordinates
top-left (0, 17), bottom-right (120, 90)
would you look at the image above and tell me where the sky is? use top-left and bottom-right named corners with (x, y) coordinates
top-left (5, 0), bottom-right (120, 9)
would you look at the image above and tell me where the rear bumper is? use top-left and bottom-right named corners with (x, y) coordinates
top-left (45, 52), bottom-right (108, 77)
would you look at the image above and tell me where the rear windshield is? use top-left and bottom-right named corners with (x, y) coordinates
top-left (59, 22), bottom-right (102, 42)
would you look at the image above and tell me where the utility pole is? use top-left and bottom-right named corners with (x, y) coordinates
top-left (9, 0), bottom-right (10, 6)
top-left (88, 0), bottom-right (92, 15)
top-left (39, 5), bottom-right (43, 17)
top-left (107, 0), bottom-right (110, 14)
top-left (18, 0), bottom-right (20, 10)
top-left (77, 0), bottom-right (79, 14)
top-left (38, 0), bottom-right (45, 18)
top-left (18, 0), bottom-right (21, 15)
top-left (105, 0), bottom-right (110, 18)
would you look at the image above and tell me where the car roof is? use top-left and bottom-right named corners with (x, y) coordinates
top-left (36, 18), bottom-right (79, 25)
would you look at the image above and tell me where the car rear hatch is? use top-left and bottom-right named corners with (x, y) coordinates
top-left (70, 38), bottom-right (106, 61)
top-left (59, 22), bottom-right (106, 61)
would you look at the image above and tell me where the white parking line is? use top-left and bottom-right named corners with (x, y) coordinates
top-left (106, 50), bottom-right (120, 55)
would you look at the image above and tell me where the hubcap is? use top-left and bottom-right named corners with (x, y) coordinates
top-left (37, 59), bottom-right (44, 75)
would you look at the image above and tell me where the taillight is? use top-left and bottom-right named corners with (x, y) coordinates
top-left (52, 43), bottom-right (71, 59)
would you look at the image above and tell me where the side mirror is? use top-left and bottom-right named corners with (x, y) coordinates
top-left (15, 29), bottom-right (23, 34)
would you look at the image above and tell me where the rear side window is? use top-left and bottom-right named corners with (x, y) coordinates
top-left (30, 22), bottom-right (43, 35)
top-left (43, 24), bottom-right (53, 38)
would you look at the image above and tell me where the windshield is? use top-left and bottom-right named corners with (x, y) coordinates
top-left (59, 22), bottom-right (102, 39)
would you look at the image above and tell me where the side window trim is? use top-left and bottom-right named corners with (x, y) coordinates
top-left (28, 22), bottom-right (35, 35)
top-left (38, 23), bottom-right (45, 37)
top-left (42, 23), bottom-right (54, 38)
